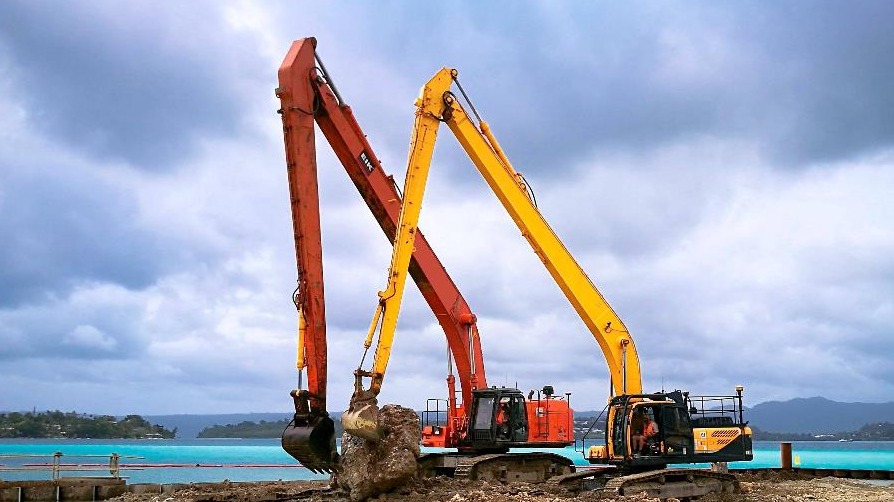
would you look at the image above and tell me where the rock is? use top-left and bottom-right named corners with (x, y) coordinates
top-left (339, 404), bottom-right (421, 501)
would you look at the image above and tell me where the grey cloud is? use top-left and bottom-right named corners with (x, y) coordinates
top-left (0, 1), bottom-right (264, 170)
top-left (0, 357), bottom-right (289, 415)
top-left (740, 2), bottom-right (894, 164)
top-left (511, 2), bottom-right (894, 170)
top-left (316, 2), bottom-right (894, 178)
top-left (0, 163), bottom-right (164, 306)
top-left (1, 1), bottom-right (891, 416)
top-left (620, 269), bottom-right (894, 402)
top-left (0, 296), bottom-right (145, 360)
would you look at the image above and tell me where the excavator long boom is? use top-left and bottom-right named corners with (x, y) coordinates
top-left (344, 70), bottom-right (640, 440)
top-left (342, 82), bottom-right (447, 438)
top-left (426, 69), bottom-right (643, 396)
top-left (277, 38), bottom-right (333, 474)
top-left (277, 39), bottom-right (487, 469)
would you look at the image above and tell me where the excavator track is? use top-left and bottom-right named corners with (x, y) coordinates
top-left (602, 468), bottom-right (739, 499)
top-left (451, 453), bottom-right (574, 482)
top-left (546, 465), bottom-right (618, 490)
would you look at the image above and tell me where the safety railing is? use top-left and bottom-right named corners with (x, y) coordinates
top-left (0, 451), bottom-right (142, 480)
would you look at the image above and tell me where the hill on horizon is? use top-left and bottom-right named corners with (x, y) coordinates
top-left (745, 396), bottom-right (894, 434)
top-left (145, 413), bottom-right (293, 439)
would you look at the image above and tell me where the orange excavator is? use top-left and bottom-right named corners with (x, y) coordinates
top-left (276, 38), bottom-right (574, 478)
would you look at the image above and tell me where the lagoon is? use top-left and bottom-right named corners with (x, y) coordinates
top-left (1, 439), bottom-right (891, 484)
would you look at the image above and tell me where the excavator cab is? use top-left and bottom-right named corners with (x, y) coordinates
top-left (597, 389), bottom-right (752, 468)
top-left (464, 388), bottom-right (529, 451)
top-left (281, 389), bottom-right (339, 473)
top-left (608, 397), bottom-right (679, 469)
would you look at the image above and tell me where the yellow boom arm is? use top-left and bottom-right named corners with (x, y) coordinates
top-left (356, 70), bottom-right (448, 392)
top-left (411, 69), bottom-right (643, 396)
top-left (342, 71), bottom-right (449, 439)
top-left (346, 69), bottom-right (641, 441)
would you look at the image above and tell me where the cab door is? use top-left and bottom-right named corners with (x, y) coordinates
top-left (610, 404), bottom-right (627, 458)
top-left (660, 404), bottom-right (694, 458)
top-left (494, 394), bottom-right (525, 443)
top-left (507, 394), bottom-right (528, 442)
top-left (470, 395), bottom-right (496, 443)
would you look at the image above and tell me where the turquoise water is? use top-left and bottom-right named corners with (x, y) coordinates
top-left (0, 439), bottom-right (314, 484)
top-left (1, 439), bottom-right (892, 484)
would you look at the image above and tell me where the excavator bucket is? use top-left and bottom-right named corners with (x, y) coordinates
top-left (282, 390), bottom-right (339, 473)
top-left (342, 370), bottom-right (384, 441)
top-left (342, 392), bottom-right (383, 441)
top-left (281, 413), bottom-right (339, 473)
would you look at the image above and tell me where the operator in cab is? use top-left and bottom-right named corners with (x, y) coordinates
top-left (632, 409), bottom-right (658, 455)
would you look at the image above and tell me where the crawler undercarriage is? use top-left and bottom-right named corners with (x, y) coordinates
top-left (417, 453), bottom-right (738, 500)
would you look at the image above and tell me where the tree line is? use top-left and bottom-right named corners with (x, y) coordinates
top-left (198, 418), bottom-right (344, 438)
top-left (751, 422), bottom-right (894, 441)
top-left (0, 410), bottom-right (176, 439)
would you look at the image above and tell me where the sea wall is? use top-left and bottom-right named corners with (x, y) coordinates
top-left (0, 478), bottom-right (126, 502)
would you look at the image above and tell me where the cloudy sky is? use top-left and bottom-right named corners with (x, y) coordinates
top-left (1, 1), bottom-right (892, 416)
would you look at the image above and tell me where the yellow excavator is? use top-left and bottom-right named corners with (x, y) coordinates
top-left (344, 68), bottom-right (752, 498)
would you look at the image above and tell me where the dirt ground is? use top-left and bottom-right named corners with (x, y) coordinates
top-left (108, 472), bottom-right (894, 502)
